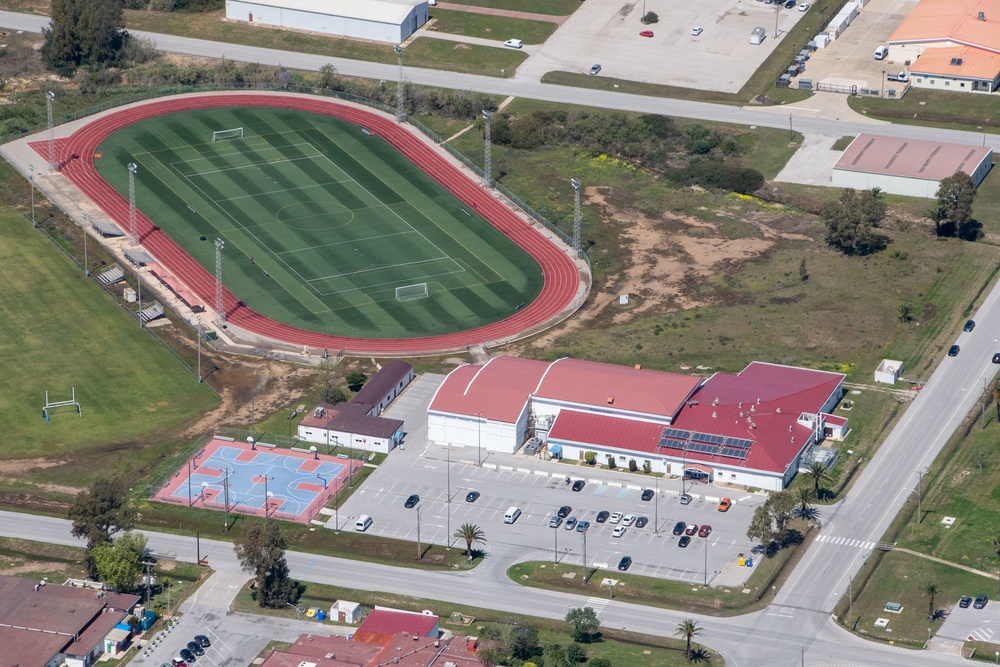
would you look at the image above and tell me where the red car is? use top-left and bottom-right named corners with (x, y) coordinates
top-left (698, 525), bottom-right (712, 538)
top-left (685, 523), bottom-right (698, 536)
top-left (639, 30), bottom-right (654, 37)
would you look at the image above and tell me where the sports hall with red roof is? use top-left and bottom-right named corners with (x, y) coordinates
top-left (429, 358), bottom-right (846, 490)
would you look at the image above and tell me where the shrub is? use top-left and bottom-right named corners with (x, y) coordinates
top-left (643, 462), bottom-right (652, 473)
top-left (584, 451), bottom-right (596, 465)
top-left (607, 457), bottom-right (617, 469)
top-left (642, 11), bottom-right (659, 23)
top-left (628, 459), bottom-right (638, 472)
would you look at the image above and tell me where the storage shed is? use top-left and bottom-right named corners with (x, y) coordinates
top-left (832, 134), bottom-right (993, 198)
top-left (874, 359), bottom-right (903, 384)
top-left (225, 0), bottom-right (429, 44)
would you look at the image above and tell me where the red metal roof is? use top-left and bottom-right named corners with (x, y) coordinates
top-left (428, 357), bottom-right (548, 422)
top-left (835, 133), bottom-right (992, 181)
top-left (534, 358), bottom-right (700, 419)
top-left (548, 362), bottom-right (843, 474)
top-left (355, 608), bottom-right (439, 642)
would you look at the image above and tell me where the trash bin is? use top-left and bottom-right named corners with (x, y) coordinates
top-left (738, 557), bottom-right (746, 566)
top-left (317, 611), bottom-right (326, 621)
top-left (746, 558), bottom-right (753, 567)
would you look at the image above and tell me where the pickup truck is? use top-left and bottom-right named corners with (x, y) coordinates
top-left (886, 71), bottom-right (909, 83)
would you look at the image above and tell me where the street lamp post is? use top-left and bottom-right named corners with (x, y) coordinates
top-left (223, 466), bottom-right (231, 531)
top-left (881, 70), bottom-right (886, 97)
top-left (654, 475), bottom-right (659, 534)
top-left (29, 164), bottom-right (36, 227)
top-left (704, 538), bottom-right (709, 586)
top-left (581, 530), bottom-right (588, 582)
top-left (446, 446), bottom-right (451, 549)
top-left (554, 512), bottom-right (559, 564)
top-left (263, 476), bottom-right (273, 518)
top-left (476, 413), bottom-right (482, 466)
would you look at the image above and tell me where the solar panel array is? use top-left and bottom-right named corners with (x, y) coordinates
top-left (657, 427), bottom-right (752, 460)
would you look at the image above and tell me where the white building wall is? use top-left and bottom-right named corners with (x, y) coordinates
top-left (225, 1), bottom-right (426, 42)
top-left (832, 169), bottom-right (940, 198)
top-left (297, 425), bottom-right (396, 454)
top-left (531, 397), bottom-right (674, 431)
top-left (427, 412), bottom-right (523, 453)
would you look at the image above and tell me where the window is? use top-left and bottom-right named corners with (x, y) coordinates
top-left (731, 473), bottom-right (737, 478)
top-left (945, 81), bottom-right (950, 86)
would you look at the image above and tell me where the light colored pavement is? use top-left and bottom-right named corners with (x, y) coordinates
top-left (774, 132), bottom-right (842, 185)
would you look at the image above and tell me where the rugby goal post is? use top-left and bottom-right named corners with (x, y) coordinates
top-left (212, 127), bottom-right (244, 142)
top-left (395, 283), bottom-right (429, 302)
top-left (42, 387), bottom-right (82, 423)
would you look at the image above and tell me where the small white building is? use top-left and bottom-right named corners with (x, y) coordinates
top-left (875, 359), bottom-right (904, 384)
top-left (225, 0), bottom-right (429, 44)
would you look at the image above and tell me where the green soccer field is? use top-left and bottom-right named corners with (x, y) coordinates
top-left (94, 107), bottom-right (543, 339)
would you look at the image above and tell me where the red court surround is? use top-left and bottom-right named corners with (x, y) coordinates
top-left (37, 94), bottom-right (581, 355)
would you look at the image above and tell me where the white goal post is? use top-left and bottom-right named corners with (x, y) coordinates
top-left (212, 127), bottom-right (244, 142)
top-left (395, 283), bottom-right (429, 302)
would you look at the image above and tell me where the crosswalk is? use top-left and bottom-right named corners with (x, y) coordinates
top-left (585, 596), bottom-right (610, 615)
top-left (815, 534), bottom-right (876, 550)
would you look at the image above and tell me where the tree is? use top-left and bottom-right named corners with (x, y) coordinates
top-left (565, 606), bottom-right (599, 643)
top-left (805, 461), bottom-right (832, 498)
top-left (992, 535), bottom-right (1000, 596)
top-left (91, 531), bottom-right (147, 592)
top-left (674, 618), bottom-right (704, 662)
top-left (42, 0), bottom-right (126, 74)
top-left (795, 487), bottom-right (814, 518)
top-left (747, 504), bottom-right (774, 549)
top-left (934, 172), bottom-right (978, 239)
top-left (544, 644), bottom-right (570, 667)
top-left (346, 371), bottom-right (368, 392)
top-left (453, 523), bottom-right (487, 560)
top-left (920, 581), bottom-right (938, 620)
top-left (319, 63), bottom-right (339, 89)
top-left (316, 359), bottom-right (348, 404)
top-left (822, 188), bottom-right (888, 256)
top-left (799, 258), bottom-right (808, 282)
top-left (590, 660), bottom-right (612, 667)
top-left (69, 477), bottom-right (136, 577)
top-left (233, 520), bottom-right (297, 608)
top-left (767, 490), bottom-right (797, 534)
top-left (898, 303), bottom-right (913, 323)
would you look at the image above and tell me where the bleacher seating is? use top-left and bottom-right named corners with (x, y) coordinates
top-left (125, 249), bottom-right (154, 266)
top-left (97, 265), bottom-right (125, 285)
top-left (138, 301), bottom-right (165, 323)
top-left (89, 217), bottom-right (125, 237)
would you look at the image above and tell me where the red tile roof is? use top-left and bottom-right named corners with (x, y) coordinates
top-left (910, 45), bottom-right (1000, 78)
top-left (835, 133), bottom-right (992, 181)
top-left (428, 357), bottom-right (548, 422)
top-left (261, 632), bottom-right (483, 667)
top-left (534, 358), bottom-right (701, 420)
top-left (299, 401), bottom-right (404, 438)
top-left (888, 0), bottom-right (1000, 52)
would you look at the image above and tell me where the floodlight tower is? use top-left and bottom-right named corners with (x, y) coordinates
top-left (214, 238), bottom-right (225, 326)
top-left (482, 110), bottom-right (492, 188)
top-left (570, 178), bottom-right (582, 256)
top-left (46, 91), bottom-right (57, 171)
top-left (28, 163), bottom-right (36, 227)
top-left (394, 45), bottom-right (405, 123)
top-left (127, 163), bottom-right (139, 244)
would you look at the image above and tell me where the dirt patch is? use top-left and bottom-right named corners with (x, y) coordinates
top-left (529, 187), bottom-right (777, 348)
top-left (0, 561), bottom-right (74, 576)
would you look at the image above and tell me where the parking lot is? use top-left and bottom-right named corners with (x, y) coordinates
top-left (332, 375), bottom-right (767, 585)
top-left (789, 0), bottom-right (919, 95)
top-left (515, 0), bottom-right (809, 92)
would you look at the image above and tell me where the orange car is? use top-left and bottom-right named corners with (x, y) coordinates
top-left (718, 498), bottom-right (732, 512)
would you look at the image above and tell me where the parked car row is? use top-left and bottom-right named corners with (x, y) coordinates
top-left (167, 635), bottom-right (211, 665)
top-left (959, 594), bottom-right (988, 609)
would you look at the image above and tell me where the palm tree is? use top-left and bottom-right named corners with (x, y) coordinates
top-left (920, 581), bottom-right (938, 620)
top-left (453, 523), bottom-right (487, 560)
top-left (805, 461), bottom-right (832, 498)
top-left (795, 487), bottom-right (814, 518)
top-left (674, 618), bottom-right (703, 662)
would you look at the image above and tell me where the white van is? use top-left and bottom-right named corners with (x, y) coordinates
top-left (503, 506), bottom-right (521, 524)
top-left (355, 515), bottom-right (373, 532)
top-left (874, 46), bottom-right (888, 60)
top-left (504, 39), bottom-right (523, 49)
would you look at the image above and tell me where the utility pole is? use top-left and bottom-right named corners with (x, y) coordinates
top-left (394, 45), bottom-right (405, 123)
top-left (46, 91), bottom-right (57, 171)
top-left (581, 530), bottom-right (588, 582)
top-left (416, 506), bottom-right (422, 560)
top-left (28, 164), bottom-right (36, 227)
top-left (214, 238), bottom-right (225, 326)
top-left (482, 110), bottom-right (492, 188)
top-left (127, 162), bottom-right (138, 244)
top-left (570, 178), bottom-right (582, 257)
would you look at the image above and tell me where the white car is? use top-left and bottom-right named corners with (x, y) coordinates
top-left (622, 514), bottom-right (637, 526)
top-left (798, 2), bottom-right (809, 10)
top-left (612, 525), bottom-right (627, 538)
top-left (503, 39), bottom-right (523, 49)
top-left (691, 27), bottom-right (703, 36)
top-left (609, 512), bottom-right (624, 524)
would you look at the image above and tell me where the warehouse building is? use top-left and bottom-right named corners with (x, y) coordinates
top-left (225, 0), bottom-right (430, 44)
top-left (832, 133), bottom-right (993, 198)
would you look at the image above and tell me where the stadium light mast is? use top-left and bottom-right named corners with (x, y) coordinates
top-left (394, 45), bottom-right (405, 123)
top-left (214, 238), bottom-right (225, 326)
top-left (80, 211), bottom-right (89, 276)
top-left (46, 91), bottom-right (57, 171)
top-left (482, 110), bottom-right (492, 188)
top-left (127, 163), bottom-right (139, 244)
top-left (570, 178), bottom-right (582, 256)
top-left (28, 163), bottom-right (36, 227)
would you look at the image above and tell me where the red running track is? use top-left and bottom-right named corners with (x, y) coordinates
top-left (35, 94), bottom-right (581, 356)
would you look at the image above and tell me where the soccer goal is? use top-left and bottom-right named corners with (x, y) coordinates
top-left (212, 127), bottom-right (244, 142)
top-left (395, 283), bottom-right (429, 302)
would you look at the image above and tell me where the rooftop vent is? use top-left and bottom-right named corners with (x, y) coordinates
top-left (313, 407), bottom-right (325, 418)
top-left (713, 397), bottom-right (719, 406)
top-left (776, 407), bottom-right (782, 413)
top-left (607, 396), bottom-right (614, 404)
top-left (950, 57), bottom-right (963, 66)
top-left (977, 11), bottom-right (985, 20)
top-left (712, 411), bottom-right (717, 418)
top-left (634, 364), bottom-right (642, 370)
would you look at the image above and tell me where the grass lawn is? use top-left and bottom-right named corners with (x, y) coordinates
top-left (848, 89), bottom-right (1000, 133)
top-left (0, 207), bottom-right (216, 463)
top-left (95, 106), bottom-right (542, 339)
top-left (442, 0), bottom-right (580, 16)
top-left (232, 582), bottom-right (724, 666)
top-left (427, 9), bottom-right (557, 44)
top-left (404, 37), bottom-right (526, 76)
